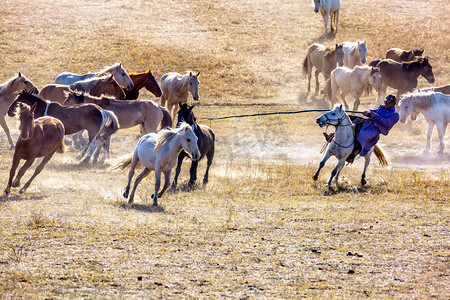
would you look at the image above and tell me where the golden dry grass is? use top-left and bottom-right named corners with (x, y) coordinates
top-left (0, 0), bottom-right (449, 298)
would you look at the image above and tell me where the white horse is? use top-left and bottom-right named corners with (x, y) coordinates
top-left (326, 65), bottom-right (382, 110)
top-left (399, 91), bottom-right (450, 153)
top-left (342, 40), bottom-right (367, 68)
top-left (313, 104), bottom-right (388, 188)
top-left (0, 73), bottom-right (39, 148)
top-left (54, 63), bottom-right (134, 91)
top-left (161, 71), bottom-right (200, 121)
top-left (112, 123), bottom-right (200, 206)
top-left (313, 0), bottom-right (341, 35)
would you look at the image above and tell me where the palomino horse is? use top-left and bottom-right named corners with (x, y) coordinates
top-left (386, 48), bottom-right (424, 63)
top-left (303, 43), bottom-right (345, 97)
top-left (342, 40), bottom-right (367, 68)
top-left (313, 0), bottom-right (341, 35)
top-left (372, 58), bottom-right (435, 103)
top-left (0, 73), bottom-right (39, 148)
top-left (172, 103), bottom-right (215, 190)
top-left (4, 102), bottom-right (65, 196)
top-left (313, 104), bottom-right (388, 188)
top-left (112, 123), bottom-right (200, 206)
top-left (39, 75), bottom-right (126, 103)
top-left (125, 70), bottom-right (162, 100)
top-left (161, 71), bottom-right (200, 120)
top-left (326, 65), bottom-right (382, 110)
top-left (63, 91), bottom-right (172, 133)
top-left (54, 62), bottom-right (134, 91)
top-left (399, 91), bottom-right (450, 153)
top-left (420, 84), bottom-right (450, 95)
top-left (8, 92), bottom-right (119, 164)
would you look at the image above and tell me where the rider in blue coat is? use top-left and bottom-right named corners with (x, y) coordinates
top-left (348, 94), bottom-right (399, 163)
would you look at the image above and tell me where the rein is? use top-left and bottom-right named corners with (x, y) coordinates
top-left (323, 113), bottom-right (354, 150)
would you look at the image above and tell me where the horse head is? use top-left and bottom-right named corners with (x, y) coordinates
top-left (316, 104), bottom-right (346, 128)
top-left (145, 70), bottom-right (162, 97)
top-left (178, 123), bottom-right (200, 160)
top-left (334, 43), bottom-right (345, 67)
top-left (16, 73), bottom-right (39, 95)
top-left (187, 71), bottom-right (200, 101)
top-left (313, 0), bottom-right (322, 13)
top-left (110, 63), bottom-right (134, 91)
top-left (369, 67), bottom-right (382, 92)
top-left (357, 40), bottom-right (367, 64)
top-left (18, 102), bottom-right (37, 140)
top-left (105, 75), bottom-right (126, 100)
top-left (63, 91), bottom-right (85, 106)
top-left (419, 57), bottom-right (435, 84)
top-left (177, 102), bottom-right (196, 126)
top-left (399, 95), bottom-right (414, 123)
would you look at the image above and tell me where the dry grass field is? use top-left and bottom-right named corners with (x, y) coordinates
top-left (0, 0), bottom-right (449, 298)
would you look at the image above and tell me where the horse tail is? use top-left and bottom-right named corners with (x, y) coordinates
top-left (109, 154), bottom-right (133, 171)
top-left (373, 145), bottom-right (388, 167)
top-left (98, 109), bottom-right (120, 141)
top-left (158, 106), bottom-right (173, 130)
top-left (302, 55), bottom-right (309, 75)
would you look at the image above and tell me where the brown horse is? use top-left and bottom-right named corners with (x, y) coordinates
top-left (125, 70), bottom-right (162, 100)
top-left (0, 73), bottom-right (39, 148)
top-left (172, 103), bottom-right (215, 190)
top-left (373, 58), bottom-right (435, 102)
top-left (4, 102), bottom-right (65, 196)
top-left (8, 92), bottom-right (119, 164)
top-left (303, 43), bottom-right (344, 97)
top-left (70, 75), bottom-right (126, 100)
top-left (38, 84), bottom-right (71, 104)
top-left (386, 48), bottom-right (424, 63)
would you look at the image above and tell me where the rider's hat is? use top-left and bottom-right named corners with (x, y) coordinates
top-left (385, 94), bottom-right (397, 103)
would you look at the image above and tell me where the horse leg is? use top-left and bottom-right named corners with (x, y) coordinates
top-left (0, 116), bottom-right (15, 149)
top-left (4, 154), bottom-right (21, 195)
top-left (340, 91), bottom-right (349, 110)
top-left (313, 150), bottom-right (331, 181)
top-left (314, 69), bottom-right (321, 95)
top-left (352, 94), bottom-right (361, 111)
top-left (171, 151), bottom-right (187, 190)
top-left (123, 152), bottom-right (139, 199)
top-left (423, 122), bottom-right (434, 153)
top-left (435, 122), bottom-right (445, 153)
top-left (92, 137), bottom-right (106, 163)
top-left (188, 160), bottom-right (199, 188)
top-left (152, 168), bottom-right (163, 206)
top-left (361, 150), bottom-right (373, 186)
top-left (329, 158), bottom-right (346, 189)
top-left (335, 10), bottom-right (340, 33)
top-left (157, 169), bottom-right (172, 199)
top-left (12, 157), bottom-right (36, 188)
top-left (203, 147), bottom-right (215, 185)
top-left (128, 167), bottom-right (152, 204)
top-left (20, 152), bottom-right (55, 194)
top-left (322, 13), bottom-right (329, 35)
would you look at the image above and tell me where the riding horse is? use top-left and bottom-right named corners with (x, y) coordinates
top-left (112, 123), bottom-right (200, 206)
top-left (172, 103), bottom-right (215, 190)
top-left (0, 73), bottom-right (39, 148)
top-left (8, 91), bottom-right (119, 164)
top-left (313, 104), bottom-right (388, 188)
top-left (125, 70), bottom-right (162, 100)
top-left (4, 102), bottom-right (65, 196)
top-left (54, 62), bottom-right (134, 91)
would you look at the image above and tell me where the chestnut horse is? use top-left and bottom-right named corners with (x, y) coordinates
top-left (4, 102), bottom-right (65, 196)
top-left (386, 48), bottom-right (424, 63)
top-left (172, 103), bottom-right (215, 190)
top-left (8, 92), bottom-right (119, 164)
top-left (0, 73), bottom-right (39, 148)
top-left (303, 43), bottom-right (345, 97)
top-left (125, 70), bottom-right (162, 100)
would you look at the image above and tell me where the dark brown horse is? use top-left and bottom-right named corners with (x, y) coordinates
top-left (373, 57), bottom-right (435, 101)
top-left (8, 92), bottom-right (119, 163)
top-left (386, 48), bottom-right (424, 63)
top-left (70, 74), bottom-right (126, 100)
top-left (171, 103), bottom-right (215, 189)
top-left (125, 70), bottom-right (162, 100)
top-left (4, 102), bottom-right (65, 196)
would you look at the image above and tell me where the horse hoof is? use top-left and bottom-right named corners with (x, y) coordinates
top-left (361, 178), bottom-right (367, 186)
top-left (313, 175), bottom-right (318, 181)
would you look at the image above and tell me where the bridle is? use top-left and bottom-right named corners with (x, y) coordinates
top-left (323, 112), bottom-right (354, 149)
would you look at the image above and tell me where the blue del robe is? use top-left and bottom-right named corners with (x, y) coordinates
top-left (356, 105), bottom-right (399, 156)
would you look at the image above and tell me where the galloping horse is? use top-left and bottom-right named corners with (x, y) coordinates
top-left (112, 123), bottom-right (200, 206)
top-left (372, 58), bottom-right (435, 102)
top-left (313, 104), bottom-right (388, 188)
top-left (0, 73), bottom-right (39, 148)
top-left (313, 0), bottom-right (341, 35)
top-left (342, 40), bottom-right (367, 68)
top-left (54, 62), bottom-right (134, 91)
top-left (8, 92), bottom-right (119, 164)
top-left (399, 91), bottom-right (450, 153)
top-left (386, 48), bottom-right (424, 63)
top-left (4, 102), bottom-right (65, 196)
top-left (303, 43), bottom-right (345, 97)
top-left (326, 65), bottom-right (382, 110)
top-left (161, 71), bottom-right (200, 120)
top-left (172, 103), bottom-right (215, 189)
top-left (125, 70), bottom-right (162, 100)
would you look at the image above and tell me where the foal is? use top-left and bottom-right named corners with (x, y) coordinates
top-left (4, 102), bottom-right (65, 196)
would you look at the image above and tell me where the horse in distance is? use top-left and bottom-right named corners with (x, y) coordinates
top-left (125, 70), bottom-right (162, 100)
top-left (172, 103), bottom-right (215, 190)
top-left (303, 43), bottom-right (345, 97)
top-left (326, 65), bottom-right (382, 110)
top-left (161, 71), bottom-right (200, 121)
top-left (4, 102), bottom-right (65, 196)
top-left (70, 74), bottom-right (126, 100)
top-left (54, 62), bottom-right (134, 91)
top-left (112, 123), bottom-right (200, 206)
top-left (386, 48), bottom-right (424, 63)
top-left (8, 91), bottom-right (119, 164)
top-left (399, 91), bottom-right (450, 153)
top-left (313, 0), bottom-right (341, 35)
top-left (420, 84), bottom-right (450, 95)
top-left (342, 40), bottom-right (367, 68)
top-left (0, 73), bottom-right (39, 148)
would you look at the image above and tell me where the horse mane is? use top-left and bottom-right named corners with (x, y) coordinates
top-left (71, 74), bottom-right (111, 90)
top-left (402, 57), bottom-right (428, 70)
top-left (154, 122), bottom-right (190, 150)
top-left (0, 74), bottom-right (20, 95)
top-left (168, 71), bottom-right (195, 91)
top-left (403, 90), bottom-right (435, 110)
top-left (96, 63), bottom-right (122, 76)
